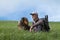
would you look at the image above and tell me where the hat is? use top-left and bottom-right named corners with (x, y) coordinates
top-left (30, 12), bottom-right (38, 15)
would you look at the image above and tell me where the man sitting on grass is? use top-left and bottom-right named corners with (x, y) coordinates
top-left (30, 12), bottom-right (50, 32)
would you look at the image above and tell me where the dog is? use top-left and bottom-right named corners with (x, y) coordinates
top-left (18, 17), bottom-right (30, 31)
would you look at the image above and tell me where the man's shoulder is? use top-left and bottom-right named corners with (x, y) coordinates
top-left (39, 19), bottom-right (43, 22)
top-left (32, 18), bottom-right (43, 23)
top-left (39, 18), bottom-right (45, 20)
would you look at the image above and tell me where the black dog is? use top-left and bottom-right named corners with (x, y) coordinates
top-left (18, 17), bottom-right (30, 31)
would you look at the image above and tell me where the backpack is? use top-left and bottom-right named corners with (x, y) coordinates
top-left (41, 15), bottom-right (50, 32)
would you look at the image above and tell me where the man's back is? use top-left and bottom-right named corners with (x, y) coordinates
top-left (40, 15), bottom-right (50, 32)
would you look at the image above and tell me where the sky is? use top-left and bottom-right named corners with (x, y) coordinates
top-left (0, 0), bottom-right (60, 22)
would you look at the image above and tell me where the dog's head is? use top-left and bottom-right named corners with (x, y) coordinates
top-left (20, 17), bottom-right (29, 26)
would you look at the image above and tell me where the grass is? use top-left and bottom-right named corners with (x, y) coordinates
top-left (0, 21), bottom-right (60, 40)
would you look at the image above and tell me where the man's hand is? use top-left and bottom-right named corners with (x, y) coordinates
top-left (30, 26), bottom-right (33, 32)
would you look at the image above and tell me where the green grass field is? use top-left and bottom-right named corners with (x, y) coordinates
top-left (0, 21), bottom-right (60, 40)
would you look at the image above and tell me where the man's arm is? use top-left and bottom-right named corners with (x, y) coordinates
top-left (30, 19), bottom-right (43, 32)
top-left (32, 20), bottom-right (43, 27)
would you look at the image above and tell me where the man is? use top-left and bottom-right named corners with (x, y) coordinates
top-left (30, 12), bottom-right (44, 32)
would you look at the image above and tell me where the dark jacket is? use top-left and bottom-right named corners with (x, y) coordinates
top-left (32, 19), bottom-right (44, 32)
top-left (32, 15), bottom-right (50, 32)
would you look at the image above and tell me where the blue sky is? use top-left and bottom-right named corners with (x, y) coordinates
top-left (0, 0), bottom-right (60, 21)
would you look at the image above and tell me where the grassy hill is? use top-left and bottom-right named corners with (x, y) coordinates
top-left (0, 21), bottom-right (60, 40)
